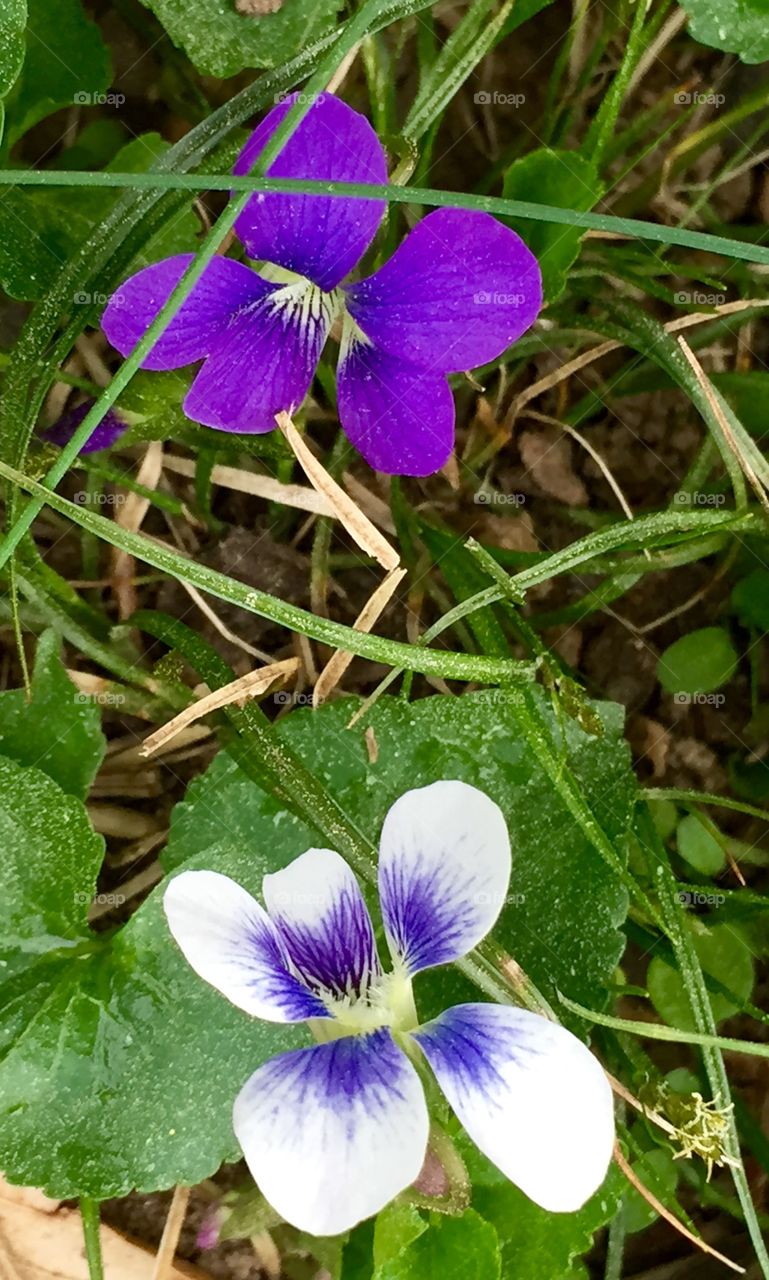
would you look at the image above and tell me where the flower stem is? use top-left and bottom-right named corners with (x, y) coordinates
top-left (80, 1198), bottom-right (105, 1280)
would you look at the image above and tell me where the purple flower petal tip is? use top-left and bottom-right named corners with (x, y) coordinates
top-left (233, 91), bottom-right (388, 290)
top-left (41, 401), bottom-right (127, 454)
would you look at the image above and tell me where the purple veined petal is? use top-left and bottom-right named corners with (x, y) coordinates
top-left (262, 848), bottom-right (380, 999)
top-left (163, 870), bottom-right (328, 1023)
top-left (233, 1028), bottom-right (429, 1235)
top-left (346, 208), bottom-right (542, 372)
top-left (377, 781), bottom-right (511, 974)
top-left (233, 91), bottom-right (388, 291)
top-left (183, 279), bottom-right (335, 433)
top-left (41, 400), bottom-right (127, 454)
top-left (414, 1004), bottom-right (615, 1213)
top-left (102, 254), bottom-right (271, 371)
top-left (337, 337), bottom-right (455, 476)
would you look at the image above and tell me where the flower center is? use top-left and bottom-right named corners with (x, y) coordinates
top-left (310, 965), bottom-right (418, 1043)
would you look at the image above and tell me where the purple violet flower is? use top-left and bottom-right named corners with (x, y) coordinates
top-left (164, 781), bottom-right (614, 1237)
top-left (102, 92), bottom-right (542, 477)
top-left (42, 400), bottom-right (128, 454)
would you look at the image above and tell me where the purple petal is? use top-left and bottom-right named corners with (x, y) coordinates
top-left (233, 1029), bottom-right (429, 1235)
top-left (337, 338), bottom-right (454, 476)
top-left (262, 848), bottom-right (380, 999)
top-left (102, 254), bottom-right (270, 371)
top-left (346, 208), bottom-right (542, 371)
top-left (233, 92), bottom-right (388, 291)
top-left (414, 1004), bottom-right (615, 1212)
top-left (163, 870), bottom-right (328, 1023)
top-left (378, 782), bottom-right (511, 974)
top-left (41, 400), bottom-right (127, 454)
top-left (183, 279), bottom-right (333, 433)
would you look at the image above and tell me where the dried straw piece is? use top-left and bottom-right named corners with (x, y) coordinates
top-left (141, 658), bottom-right (299, 757)
top-left (313, 567), bottom-right (407, 705)
top-left (277, 412), bottom-right (400, 571)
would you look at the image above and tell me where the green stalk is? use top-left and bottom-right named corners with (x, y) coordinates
top-left (80, 1198), bottom-right (104, 1280)
top-left (3, 170), bottom-right (769, 265)
top-left (0, 458), bottom-right (534, 686)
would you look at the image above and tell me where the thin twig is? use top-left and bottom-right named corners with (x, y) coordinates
top-left (151, 1185), bottom-right (190, 1280)
top-left (613, 1142), bottom-right (744, 1274)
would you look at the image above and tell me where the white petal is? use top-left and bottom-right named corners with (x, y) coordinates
top-left (163, 870), bottom-right (326, 1022)
top-left (262, 848), bottom-right (380, 997)
top-left (233, 1029), bottom-right (429, 1235)
top-left (378, 781), bottom-right (511, 973)
top-left (414, 1004), bottom-right (615, 1212)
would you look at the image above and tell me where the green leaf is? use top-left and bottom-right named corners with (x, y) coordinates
top-left (137, 0), bottom-right (343, 78)
top-left (732, 569), bottom-right (769, 632)
top-left (165, 690), bottom-right (635, 1018)
top-left (657, 627), bottom-right (738, 696)
top-left (648, 923), bottom-right (754, 1029)
top-left (503, 149), bottom-right (603, 301)
top-left (469, 1142), bottom-right (624, 1277)
top-left (676, 813), bottom-right (726, 877)
top-left (2, 0), bottom-right (110, 147)
top-left (0, 134), bottom-right (200, 301)
top-left (679, 0), bottom-right (769, 65)
top-left (0, 629), bottom-right (104, 797)
top-left (0, 0), bottom-right (25, 99)
top-left (373, 1209), bottom-right (499, 1280)
top-left (0, 767), bottom-right (299, 1197)
top-left (373, 1205), bottom-right (428, 1269)
top-left (0, 754), bottom-right (103, 984)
